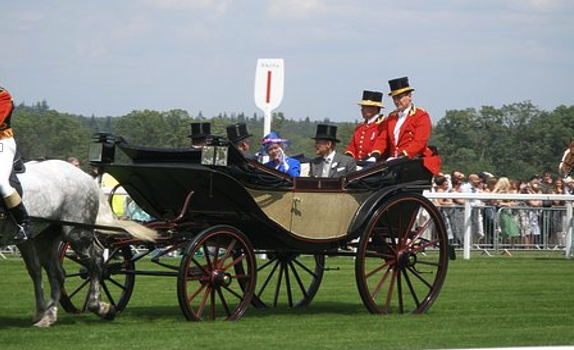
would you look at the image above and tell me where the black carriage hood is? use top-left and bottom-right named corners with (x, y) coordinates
top-left (104, 162), bottom-right (273, 223)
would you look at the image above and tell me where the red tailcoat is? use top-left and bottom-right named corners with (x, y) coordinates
top-left (371, 106), bottom-right (441, 174)
top-left (344, 116), bottom-right (386, 160)
top-left (0, 88), bottom-right (14, 140)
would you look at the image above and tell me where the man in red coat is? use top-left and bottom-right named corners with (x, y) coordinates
top-left (344, 90), bottom-right (387, 160)
top-left (369, 77), bottom-right (441, 174)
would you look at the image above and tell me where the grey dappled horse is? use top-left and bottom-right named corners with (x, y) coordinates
top-left (0, 160), bottom-right (155, 327)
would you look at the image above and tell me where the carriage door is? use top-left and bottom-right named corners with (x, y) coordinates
top-left (289, 182), bottom-right (367, 240)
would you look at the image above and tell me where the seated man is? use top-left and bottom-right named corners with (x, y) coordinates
top-left (261, 132), bottom-right (301, 177)
top-left (345, 90), bottom-right (386, 160)
top-left (188, 122), bottom-right (211, 148)
top-left (309, 124), bottom-right (356, 178)
top-left (226, 122), bottom-right (256, 159)
top-left (369, 76), bottom-right (441, 175)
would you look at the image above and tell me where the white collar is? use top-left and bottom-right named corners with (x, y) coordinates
top-left (324, 150), bottom-right (336, 163)
top-left (366, 114), bottom-right (380, 125)
top-left (398, 106), bottom-right (411, 118)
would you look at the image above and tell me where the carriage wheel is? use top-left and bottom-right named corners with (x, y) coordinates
top-left (247, 252), bottom-right (324, 308)
top-left (59, 242), bottom-right (136, 314)
top-left (355, 192), bottom-right (449, 315)
top-left (177, 225), bottom-right (256, 321)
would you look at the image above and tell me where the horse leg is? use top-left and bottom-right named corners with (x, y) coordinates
top-left (17, 241), bottom-right (47, 326)
top-left (35, 227), bottom-right (65, 327)
top-left (67, 228), bottom-right (116, 321)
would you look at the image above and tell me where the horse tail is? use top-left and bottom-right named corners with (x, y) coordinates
top-left (95, 189), bottom-right (158, 242)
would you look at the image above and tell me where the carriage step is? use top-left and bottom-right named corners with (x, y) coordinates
top-left (322, 266), bottom-right (341, 271)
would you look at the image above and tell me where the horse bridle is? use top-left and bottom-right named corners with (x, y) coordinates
top-left (560, 147), bottom-right (574, 178)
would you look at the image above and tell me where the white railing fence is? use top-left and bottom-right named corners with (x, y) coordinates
top-left (424, 192), bottom-right (574, 260)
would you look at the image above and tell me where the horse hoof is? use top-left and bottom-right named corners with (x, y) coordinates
top-left (103, 305), bottom-right (117, 321)
top-left (33, 318), bottom-right (52, 328)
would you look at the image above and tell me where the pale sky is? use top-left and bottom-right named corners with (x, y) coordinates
top-left (2, 0), bottom-right (573, 123)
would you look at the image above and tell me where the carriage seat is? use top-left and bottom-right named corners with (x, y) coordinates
top-left (224, 144), bottom-right (295, 190)
top-left (344, 157), bottom-right (433, 191)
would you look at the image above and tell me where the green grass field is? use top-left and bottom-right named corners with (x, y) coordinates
top-left (1, 252), bottom-right (573, 350)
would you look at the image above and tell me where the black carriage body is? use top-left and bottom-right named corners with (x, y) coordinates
top-left (78, 135), bottom-right (450, 320)
top-left (102, 138), bottom-right (433, 252)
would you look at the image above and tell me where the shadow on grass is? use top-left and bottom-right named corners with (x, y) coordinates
top-left (0, 311), bottom-right (137, 329)
top-left (115, 300), bottom-right (367, 322)
top-left (245, 301), bottom-right (367, 318)
top-left (0, 315), bottom-right (34, 329)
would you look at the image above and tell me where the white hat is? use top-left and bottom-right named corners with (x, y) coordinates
top-left (564, 176), bottom-right (573, 184)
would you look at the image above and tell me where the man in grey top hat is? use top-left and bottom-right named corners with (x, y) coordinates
top-left (309, 124), bottom-right (356, 178)
top-left (226, 122), bottom-right (255, 158)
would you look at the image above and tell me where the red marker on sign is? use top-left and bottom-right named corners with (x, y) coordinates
top-left (254, 58), bottom-right (284, 137)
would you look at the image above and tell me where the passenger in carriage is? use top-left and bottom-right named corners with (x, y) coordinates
top-left (0, 85), bottom-right (31, 241)
top-left (67, 156), bottom-right (81, 168)
top-left (226, 122), bottom-right (255, 159)
top-left (309, 124), bottom-right (356, 178)
top-left (344, 90), bottom-right (387, 161)
top-left (188, 122), bottom-right (211, 148)
top-left (261, 132), bottom-right (301, 177)
top-left (368, 77), bottom-right (441, 175)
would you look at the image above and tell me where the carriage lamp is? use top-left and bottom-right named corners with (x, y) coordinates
top-left (201, 136), bottom-right (229, 166)
top-left (88, 132), bottom-right (115, 164)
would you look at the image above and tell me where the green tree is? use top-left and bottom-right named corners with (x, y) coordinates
top-left (13, 109), bottom-right (91, 161)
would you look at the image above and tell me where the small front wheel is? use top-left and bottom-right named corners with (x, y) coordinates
top-left (59, 242), bottom-right (135, 314)
top-left (355, 192), bottom-right (449, 314)
top-left (177, 225), bottom-right (256, 321)
top-left (249, 252), bottom-right (324, 308)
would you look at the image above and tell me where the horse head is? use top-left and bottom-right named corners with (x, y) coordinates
top-left (559, 140), bottom-right (574, 177)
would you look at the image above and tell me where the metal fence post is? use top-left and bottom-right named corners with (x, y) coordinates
top-left (463, 199), bottom-right (472, 260)
top-left (566, 201), bottom-right (573, 259)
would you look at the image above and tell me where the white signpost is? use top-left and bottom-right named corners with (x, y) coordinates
top-left (254, 58), bottom-right (284, 138)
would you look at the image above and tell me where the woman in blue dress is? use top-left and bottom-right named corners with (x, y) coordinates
top-left (261, 132), bottom-right (301, 177)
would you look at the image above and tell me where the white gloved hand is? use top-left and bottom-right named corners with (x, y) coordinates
top-left (386, 156), bottom-right (398, 162)
top-left (277, 147), bottom-right (286, 163)
top-left (366, 157), bottom-right (376, 162)
top-left (278, 148), bottom-right (289, 171)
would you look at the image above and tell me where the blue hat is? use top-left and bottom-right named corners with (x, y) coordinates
top-left (261, 132), bottom-right (291, 149)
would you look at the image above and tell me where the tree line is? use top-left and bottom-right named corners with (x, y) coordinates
top-left (11, 100), bottom-right (574, 181)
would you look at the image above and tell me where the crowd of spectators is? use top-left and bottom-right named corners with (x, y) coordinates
top-left (430, 170), bottom-right (573, 249)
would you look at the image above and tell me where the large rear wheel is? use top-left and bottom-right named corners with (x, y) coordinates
top-left (177, 225), bottom-right (256, 321)
top-left (355, 192), bottom-right (449, 314)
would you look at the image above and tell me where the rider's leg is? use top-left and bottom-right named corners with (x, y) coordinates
top-left (0, 137), bottom-right (29, 241)
top-left (4, 190), bottom-right (31, 241)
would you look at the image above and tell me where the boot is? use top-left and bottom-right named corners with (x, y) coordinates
top-left (4, 192), bottom-right (31, 241)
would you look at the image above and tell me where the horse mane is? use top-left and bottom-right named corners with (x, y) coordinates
top-left (559, 140), bottom-right (574, 177)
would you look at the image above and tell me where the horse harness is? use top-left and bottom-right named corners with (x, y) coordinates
top-left (561, 144), bottom-right (574, 178)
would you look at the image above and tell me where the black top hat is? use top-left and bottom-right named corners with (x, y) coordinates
top-left (357, 90), bottom-right (383, 107)
top-left (388, 76), bottom-right (415, 96)
top-left (311, 124), bottom-right (340, 143)
top-left (226, 122), bottom-right (252, 143)
top-left (188, 122), bottom-right (211, 139)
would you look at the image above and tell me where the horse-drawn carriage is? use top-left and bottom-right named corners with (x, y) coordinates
top-left (58, 133), bottom-right (453, 322)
